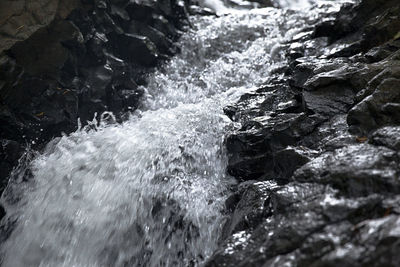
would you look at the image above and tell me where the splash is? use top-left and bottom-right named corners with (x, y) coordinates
top-left (0, 3), bottom-right (330, 267)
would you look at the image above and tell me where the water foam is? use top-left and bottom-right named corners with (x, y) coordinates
top-left (0, 4), bottom-right (333, 267)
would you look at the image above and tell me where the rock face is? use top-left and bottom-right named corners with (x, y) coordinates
top-left (0, 0), bottom-right (191, 195)
top-left (208, 0), bottom-right (400, 266)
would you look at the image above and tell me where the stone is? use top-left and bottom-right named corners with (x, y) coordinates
top-left (294, 144), bottom-right (400, 197)
top-left (216, 1), bottom-right (400, 266)
top-left (348, 78), bottom-right (400, 134)
top-left (371, 126), bottom-right (400, 150)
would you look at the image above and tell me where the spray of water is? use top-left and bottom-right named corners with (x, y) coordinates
top-left (0, 1), bottom-right (342, 266)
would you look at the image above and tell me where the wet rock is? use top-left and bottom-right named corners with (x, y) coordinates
top-left (85, 64), bottom-right (113, 99)
top-left (294, 144), bottom-right (400, 197)
top-left (371, 126), bottom-right (400, 150)
top-left (0, 0), bottom-right (81, 53)
top-left (116, 33), bottom-right (159, 67)
top-left (208, 180), bottom-right (394, 266)
top-left (221, 181), bottom-right (276, 240)
top-left (302, 85), bottom-right (354, 117)
top-left (0, 140), bottom-right (23, 192)
top-left (300, 115), bottom-right (355, 151)
top-left (314, 0), bottom-right (400, 57)
top-left (226, 112), bottom-right (321, 181)
top-left (365, 39), bottom-right (400, 63)
top-left (207, 183), bottom-right (328, 266)
top-left (314, 215), bottom-right (400, 267)
top-left (218, 0), bottom-right (400, 265)
top-left (273, 146), bottom-right (314, 181)
top-left (348, 78), bottom-right (400, 134)
top-left (129, 21), bottom-right (175, 55)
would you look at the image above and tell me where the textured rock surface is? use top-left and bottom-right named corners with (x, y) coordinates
top-left (209, 0), bottom-right (400, 265)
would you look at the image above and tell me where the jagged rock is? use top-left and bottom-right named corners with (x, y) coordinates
top-left (314, 0), bottom-right (400, 57)
top-left (300, 115), bottom-right (355, 151)
top-left (207, 183), bottom-right (328, 266)
top-left (221, 181), bottom-right (276, 240)
top-left (302, 85), bottom-right (354, 117)
top-left (273, 146), bottom-right (314, 181)
top-left (216, 0), bottom-right (400, 266)
top-left (208, 180), bottom-right (393, 266)
top-left (227, 112), bottom-right (321, 181)
top-left (348, 78), bottom-right (400, 134)
top-left (115, 33), bottom-right (160, 67)
top-left (294, 143), bottom-right (400, 196)
top-left (129, 21), bottom-right (175, 55)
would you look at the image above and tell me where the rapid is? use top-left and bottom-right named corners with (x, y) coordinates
top-left (0, 0), bottom-right (347, 266)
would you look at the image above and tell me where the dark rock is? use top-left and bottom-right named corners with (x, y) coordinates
top-left (312, 215), bottom-right (400, 267)
top-left (348, 78), bottom-right (400, 134)
top-left (220, 181), bottom-right (276, 240)
top-left (300, 115), bottom-right (354, 151)
top-left (0, 0), bottom-right (81, 53)
top-left (217, 0), bottom-right (400, 266)
top-left (294, 144), bottom-right (400, 197)
top-left (0, 140), bottom-right (23, 192)
top-left (207, 183), bottom-right (328, 267)
top-left (314, 0), bottom-right (400, 57)
top-left (227, 111), bottom-right (322, 181)
top-left (208, 179), bottom-right (393, 266)
top-left (115, 33), bottom-right (159, 67)
top-left (302, 84), bottom-right (354, 117)
top-left (273, 146), bottom-right (314, 181)
top-left (371, 126), bottom-right (400, 150)
top-left (129, 21), bottom-right (175, 55)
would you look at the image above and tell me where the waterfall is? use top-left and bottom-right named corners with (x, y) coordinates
top-left (0, 2), bottom-right (325, 267)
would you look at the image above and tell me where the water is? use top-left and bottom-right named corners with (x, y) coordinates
top-left (0, 1), bottom-right (344, 266)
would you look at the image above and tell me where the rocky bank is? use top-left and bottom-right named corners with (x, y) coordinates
top-left (207, 0), bottom-right (400, 266)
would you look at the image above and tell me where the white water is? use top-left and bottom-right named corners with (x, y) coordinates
top-left (0, 1), bottom-right (342, 266)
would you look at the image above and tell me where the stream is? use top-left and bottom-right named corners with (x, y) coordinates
top-left (0, 1), bottom-right (347, 266)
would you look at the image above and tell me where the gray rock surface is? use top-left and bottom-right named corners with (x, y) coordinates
top-left (209, 0), bottom-right (400, 265)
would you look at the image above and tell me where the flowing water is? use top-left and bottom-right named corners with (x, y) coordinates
top-left (0, 1), bottom-right (346, 266)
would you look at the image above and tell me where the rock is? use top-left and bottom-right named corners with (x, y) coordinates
top-left (273, 146), bottom-right (314, 181)
top-left (207, 183), bottom-right (328, 266)
top-left (220, 181), bottom-right (277, 240)
top-left (226, 112), bottom-right (321, 181)
top-left (115, 33), bottom-right (159, 67)
top-left (302, 85), bottom-right (354, 117)
top-left (208, 180), bottom-right (394, 266)
top-left (294, 144), bottom-right (400, 197)
top-left (314, 0), bottom-right (400, 57)
top-left (371, 126), bottom-right (400, 150)
top-left (217, 0), bottom-right (400, 265)
top-left (300, 115), bottom-right (355, 151)
top-left (0, 140), bottom-right (23, 192)
top-left (129, 21), bottom-right (175, 55)
top-left (348, 78), bottom-right (400, 134)
top-left (313, 215), bottom-right (400, 267)
top-left (0, 0), bottom-right (81, 54)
